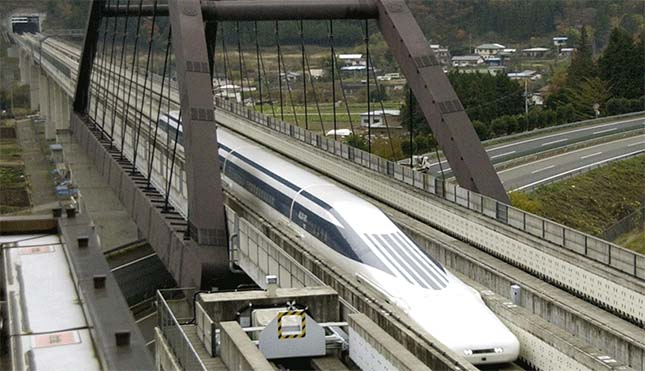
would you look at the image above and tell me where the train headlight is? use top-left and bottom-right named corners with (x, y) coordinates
top-left (463, 349), bottom-right (473, 356)
top-left (494, 347), bottom-right (504, 354)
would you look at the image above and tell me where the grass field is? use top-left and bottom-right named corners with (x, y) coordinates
top-left (614, 228), bottom-right (645, 254)
top-left (510, 155), bottom-right (645, 251)
top-left (0, 120), bottom-right (29, 214)
top-left (253, 102), bottom-right (403, 132)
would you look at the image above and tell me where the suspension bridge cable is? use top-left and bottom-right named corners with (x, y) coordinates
top-left (221, 23), bottom-right (238, 102)
top-left (366, 53), bottom-right (395, 157)
top-left (408, 88), bottom-right (413, 167)
top-left (328, 20), bottom-right (337, 140)
top-left (275, 21), bottom-right (284, 120)
top-left (163, 47), bottom-right (174, 200)
top-left (254, 22), bottom-right (263, 113)
top-left (121, 0), bottom-right (144, 160)
top-left (164, 110), bottom-right (181, 211)
top-left (275, 23), bottom-right (299, 126)
top-left (93, 0), bottom-right (110, 122)
top-left (111, 0), bottom-right (131, 152)
top-left (300, 20), bottom-right (308, 130)
top-left (333, 42), bottom-right (354, 133)
top-left (132, 0), bottom-right (158, 175)
top-left (238, 26), bottom-right (256, 107)
top-left (365, 20), bottom-right (371, 153)
top-left (236, 22), bottom-right (245, 104)
top-left (147, 28), bottom-right (171, 189)
top-left (104, 0), bottom-right (120, 141)
top-left (257, 29), bottom-right (277, 117)
top-left (304, 52), bottom-right (325, 133)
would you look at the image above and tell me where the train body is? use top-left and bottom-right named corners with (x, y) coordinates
top-left (159, 111), bottom-right (520, 365)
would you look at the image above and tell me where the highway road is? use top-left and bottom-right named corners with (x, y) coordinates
top-left (421, 115), bottom-right (644, 176)
top-left (500, 135), bottom-right (644, 191)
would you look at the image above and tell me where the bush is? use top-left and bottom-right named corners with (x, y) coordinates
top-left (605, 97), bottom-right (644, 116)
top-left (555, 104), bottom-right (575, 124)
top-left (472, 120), bottom-right (490, 140)
top-left (542, 110), bottom-right (557, 127)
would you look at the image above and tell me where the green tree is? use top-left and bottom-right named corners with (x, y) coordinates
top-left (564, 77), bottom-right (611, 119)
top-left (345, 134), bottom-right (368, 151)
top-left (400, 88), bottom-right (431, 136)
top-left (599, 28), bottom-right (644, 99)
top-left (472, 120), bottom-right (490, 140)
top-left (592, 3), bottom-right (612, 50)
top-left (566, 26), bottom-right (598, 87)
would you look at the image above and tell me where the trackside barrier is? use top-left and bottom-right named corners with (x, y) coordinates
top-left (214, 97), bottom-right (644, 280)
top-left (157, 290), bottom-right (207, 371)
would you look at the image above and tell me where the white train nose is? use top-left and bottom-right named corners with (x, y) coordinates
top-left (408, 290), bottom-right (520, 365)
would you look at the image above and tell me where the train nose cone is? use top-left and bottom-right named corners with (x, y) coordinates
top-left (408, 290), bottom-right (519, 364)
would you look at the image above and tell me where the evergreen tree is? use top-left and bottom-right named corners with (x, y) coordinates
top-left (566, 26), bottom-right (598, 87)
top-left (400, 88), bottom-right (431, 136)
top-left (599, 28), bottom-right (644, 99)
top-left (564, 77), bottom-right (611, 119)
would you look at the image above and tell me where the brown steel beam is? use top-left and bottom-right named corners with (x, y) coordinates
top-left (167, 0), bottom-right (229, 287)
top-left (73, 0), bottom-right (106, 114)
top-left (373, 0), bottom-right (509, 203)
top-left (103, 0), bottom-right (378, 20)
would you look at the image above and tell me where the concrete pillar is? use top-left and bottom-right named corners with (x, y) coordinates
top-left (53, 85), bottom-right (62, 133)
top-left (48, 77), bottom-right (60, 137)
top-left (41, 72), bottom-right (55, 141)
top-left (19, 52), bottom-right (29, 86)
top-left (29, 65), bottom-right (40, 112)
top-left (61, 94), bottom-right (70, 131)
top-left (39, 71), bottom-right (48, 119)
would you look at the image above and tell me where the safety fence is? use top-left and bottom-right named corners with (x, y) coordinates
top-left (157, 290), bottom-right (207, 371)
top-left (215, 97), bottom-right (644, 279)
top-left (603, 205), bottom-right (645, 242)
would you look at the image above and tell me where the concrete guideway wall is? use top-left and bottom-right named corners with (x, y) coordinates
top-left (213, 107), bottom-right (645, 325)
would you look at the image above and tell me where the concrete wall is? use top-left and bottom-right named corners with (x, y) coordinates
top-left (219, 321), bottom-right (273, 371)
top-left (349, 313), bottom-right (431, 371)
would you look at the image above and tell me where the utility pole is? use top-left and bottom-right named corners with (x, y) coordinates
top-left (10, 83), bottom-right (15, 114)
top-left (524, 79), bottom-right (528, 115)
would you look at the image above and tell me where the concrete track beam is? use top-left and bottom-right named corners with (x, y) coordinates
top-left (29, 64), bottom-right (40, 111)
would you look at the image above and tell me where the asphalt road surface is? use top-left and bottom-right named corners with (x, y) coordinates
top-left (499, 135), bottom-right (644, 191)
top-left (422, 115), bottom-right (644, 176)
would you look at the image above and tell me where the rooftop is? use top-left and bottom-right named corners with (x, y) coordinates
top-left (452, 55), bottom-right (483, 61)
top-left (476, 43), bottom-right (506, 50)
top-left (522, 47), bottom-right (550, 52)
top-left (360, 109), bottom-right (400, 116)
top-left (337, 54), bottom-right (362, 59)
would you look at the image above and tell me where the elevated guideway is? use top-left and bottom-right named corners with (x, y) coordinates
top-left (11, 32), bottom-right (645, 370)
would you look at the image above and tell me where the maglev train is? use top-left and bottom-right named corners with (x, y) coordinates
top-left (158, 112), bottom-right (520, 365)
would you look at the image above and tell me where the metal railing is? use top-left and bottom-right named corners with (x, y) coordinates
top-left (157, 290), bottom-right (207, 371)
top-left (215, 97), bottom-right (645, 279)
top-left (603, 205), bottom-right (645, 242)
